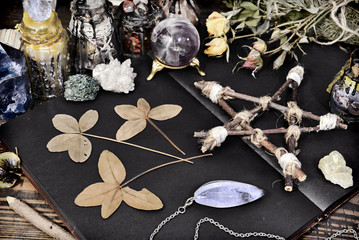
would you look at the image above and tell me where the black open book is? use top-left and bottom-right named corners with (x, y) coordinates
top-left (1, 43), bottom-right (358, 239)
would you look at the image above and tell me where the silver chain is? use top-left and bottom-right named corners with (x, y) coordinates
top-left (194, 217), bottom-right (285, 240)
top-left (149, 197), bottom-right (195, 240)
top-left (325, 228), bottom-right (359, 240)
top-left (149, 198), bottom-right (358, 240)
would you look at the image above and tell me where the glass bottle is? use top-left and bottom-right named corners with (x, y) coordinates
top-left (118, 0), bottom-right (162, 58)
top-left (18, 0), bottom-right (69, 100)
top-left (329, 49), bottom-right (359, 123)
top-left (68, 0), bottom-right (118, 74)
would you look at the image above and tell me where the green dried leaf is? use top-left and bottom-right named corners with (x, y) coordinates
top-left (116, 119), bottom-right (147, 141)
top-left (273, 51), bottom-right (287, 70)
top-left (240, 2), bottom-right (258, 11)
top-left (52, 114), bottom-right (80, 133)
top-left (98, 150), bottom-right (126, 185)
top-left (245, 17), bottom-right (260, 27)
top-left (239, 9), bottom-right (256, 20)
top-left (299, 36), bottom-right (309, 43)
top-left (257, 20), bottom-right (270, 35)
top-left (79, 110), bottom-right (99, 133)
top-left (280, 36), bottom-right (288, 45)
top-left (149, 105), bottom-right (182, 121)
top-left (122, 187), bottom-right (163, 210)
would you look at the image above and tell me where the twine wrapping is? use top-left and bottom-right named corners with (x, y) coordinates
top-left (201, 82), bottom-right (234, 103)
top-left (234, 110), bottom-right (256, 127)
top-left (319, 113), bottom-right (338, 131)
top-left (250, 128), bottom-right (267, 148)
top-left (284, 101), bottom-right (303, 124)
top-left (285, 125), bottom-right (301, 147)
top-left (287, 66), bottom-right (304, 88)
top-left (259, 96), bottom-right (272, 110)
top-left (275, 148), bottom-right (302, 176)
top-left (201, 126), bottom-right (228, 152)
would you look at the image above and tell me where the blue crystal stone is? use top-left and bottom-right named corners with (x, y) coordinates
top-left (0, 44), bottom-right (32, 121)
top-left (194, 180), bottom-right (264, 208)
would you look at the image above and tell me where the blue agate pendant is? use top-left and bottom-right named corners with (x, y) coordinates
top-left (194, 180), bottom-right (264, 208)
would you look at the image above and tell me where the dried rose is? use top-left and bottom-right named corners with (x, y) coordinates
top-left (204, 37), bottom-right (228, 57)
top-left (252, 38), bottom-right (267, 52)
top-left (206, 11), bottom-right (230, 37)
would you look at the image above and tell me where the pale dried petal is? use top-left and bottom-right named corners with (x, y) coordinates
top-left (68, 135), bottom-right (92, 163)
top-left (79, 110), bottom-right (99, 133)
top-left (52, 114), bottom-right (80, 133)
top-left (122, 187), bottom-right (163, 210)
top-left (114, 105), bottom-right (145, 120)
top-left (149, 105), bottom-right (182, 121)
top-left (74, 182), bottom-right (118, 207)
top-left (46, 134), bottom-right (78, 152)
top-left (116, 119), bottom-right (147, 141)
top-left (98, 150), bottom-right (126, 185)
top-left (137, 98), bottom-right (151, 116)
top-left (101, 188), bottom-right (124, 219)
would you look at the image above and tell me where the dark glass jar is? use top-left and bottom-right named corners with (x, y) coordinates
top-left (329, 50), bottom-right (359, 123)
top-left (118, 1), bottom-right (162, 58)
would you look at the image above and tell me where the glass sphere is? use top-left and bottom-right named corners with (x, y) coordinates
top-left (151, 17), bottom-right (200, 67)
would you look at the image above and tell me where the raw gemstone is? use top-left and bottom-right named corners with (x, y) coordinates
top-left (92, 58), bottom-right (136, 94)
top-left (64, 74), bottom-right (100, 101)
top-left (0, 44), bottom-right (32, 121)
top-left (194, 180), bottom-right (264, 208)
top-left (151, 18), bottom-right (200, 67)
top-left (318, 151), bottom-right (353, 189)
top-left (28, 0), bottom-right (52, 21)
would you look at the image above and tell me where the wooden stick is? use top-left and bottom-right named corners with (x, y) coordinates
top-left (6, 196), bottom-right (75, 240)
top-left (194, 126), bottom-right (321, 138)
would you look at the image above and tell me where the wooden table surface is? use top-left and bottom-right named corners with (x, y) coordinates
top-left (0, 175), bottom-right (357, 239)
top-left (0, 0), bottom-right (358, 239)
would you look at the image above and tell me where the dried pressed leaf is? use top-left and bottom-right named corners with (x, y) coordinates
top-left (98, 150), bottom-right (126, 185)
top-left (122, 187), bottom-right (163, 210)
top-left (75, 182), bottom-right (118, 207)
top-left (116, 119), bottom-right (147, 141)
top-left (46, 134), bottom-right (79, 152)
top-left (137, 98), bottom-right (150, 116)
top-left (101, 188), bottom-right (123, 219)
top-left (52, 114), bottom-right (80, 133)
top-left (114, 105), bottom-right (145, 120)
top-left (79, 110), bottom-right (99, 133)
top-left (148, 105), bottom-right (182, 121)
top-left (67, 135), bottom-right (92, 163)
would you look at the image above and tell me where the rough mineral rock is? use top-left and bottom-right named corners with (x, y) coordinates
top-left (318, 151), bottom-right (353, 189)
top-left (92, 58), bottom-right (136, 94)
top-left (151, 18), bottom-right (200, 67)
top-left (64, 74), bottom-right (100, 101)
top-left (0, 44), bottom-right (32, 121)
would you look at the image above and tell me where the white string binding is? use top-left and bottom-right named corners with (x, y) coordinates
top-left (287, 66), bottom-right (304, 88)
top-left (319, 113), bottom-right (338, 131)
top-left (278, 153), bottom-right (302, 176)
top-left (209, 83), bottom-right (223, 104)
top-left (210, 126), bottom-right (228, 146)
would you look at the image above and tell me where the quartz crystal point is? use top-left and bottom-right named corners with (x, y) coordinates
top-left (318, 151), bottom-right (353, 189)
top-left (28, 0), bottom-right (52, 22)
top-left (194, 180), bottom-right (264, 208)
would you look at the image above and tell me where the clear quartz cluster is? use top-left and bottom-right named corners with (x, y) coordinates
top-left (318, 151), bottom-right (353, 189)
top-left (28, 0), bottom-right (52, 21)
top-left (92, 58), bottom-right (136, 94)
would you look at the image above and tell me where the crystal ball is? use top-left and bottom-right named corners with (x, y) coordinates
top-left (151, 18), bottom-right (200, 67)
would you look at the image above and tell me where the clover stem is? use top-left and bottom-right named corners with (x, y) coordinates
top-left (146, 118), bottom-right (186, 155)
top-left (82, 133), bottom-right (191, 163)
top-left (120, 153), bottom-right (212, 188)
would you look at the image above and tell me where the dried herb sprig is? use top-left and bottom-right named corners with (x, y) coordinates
top-left (214, 0), bottom-right (359, 71)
